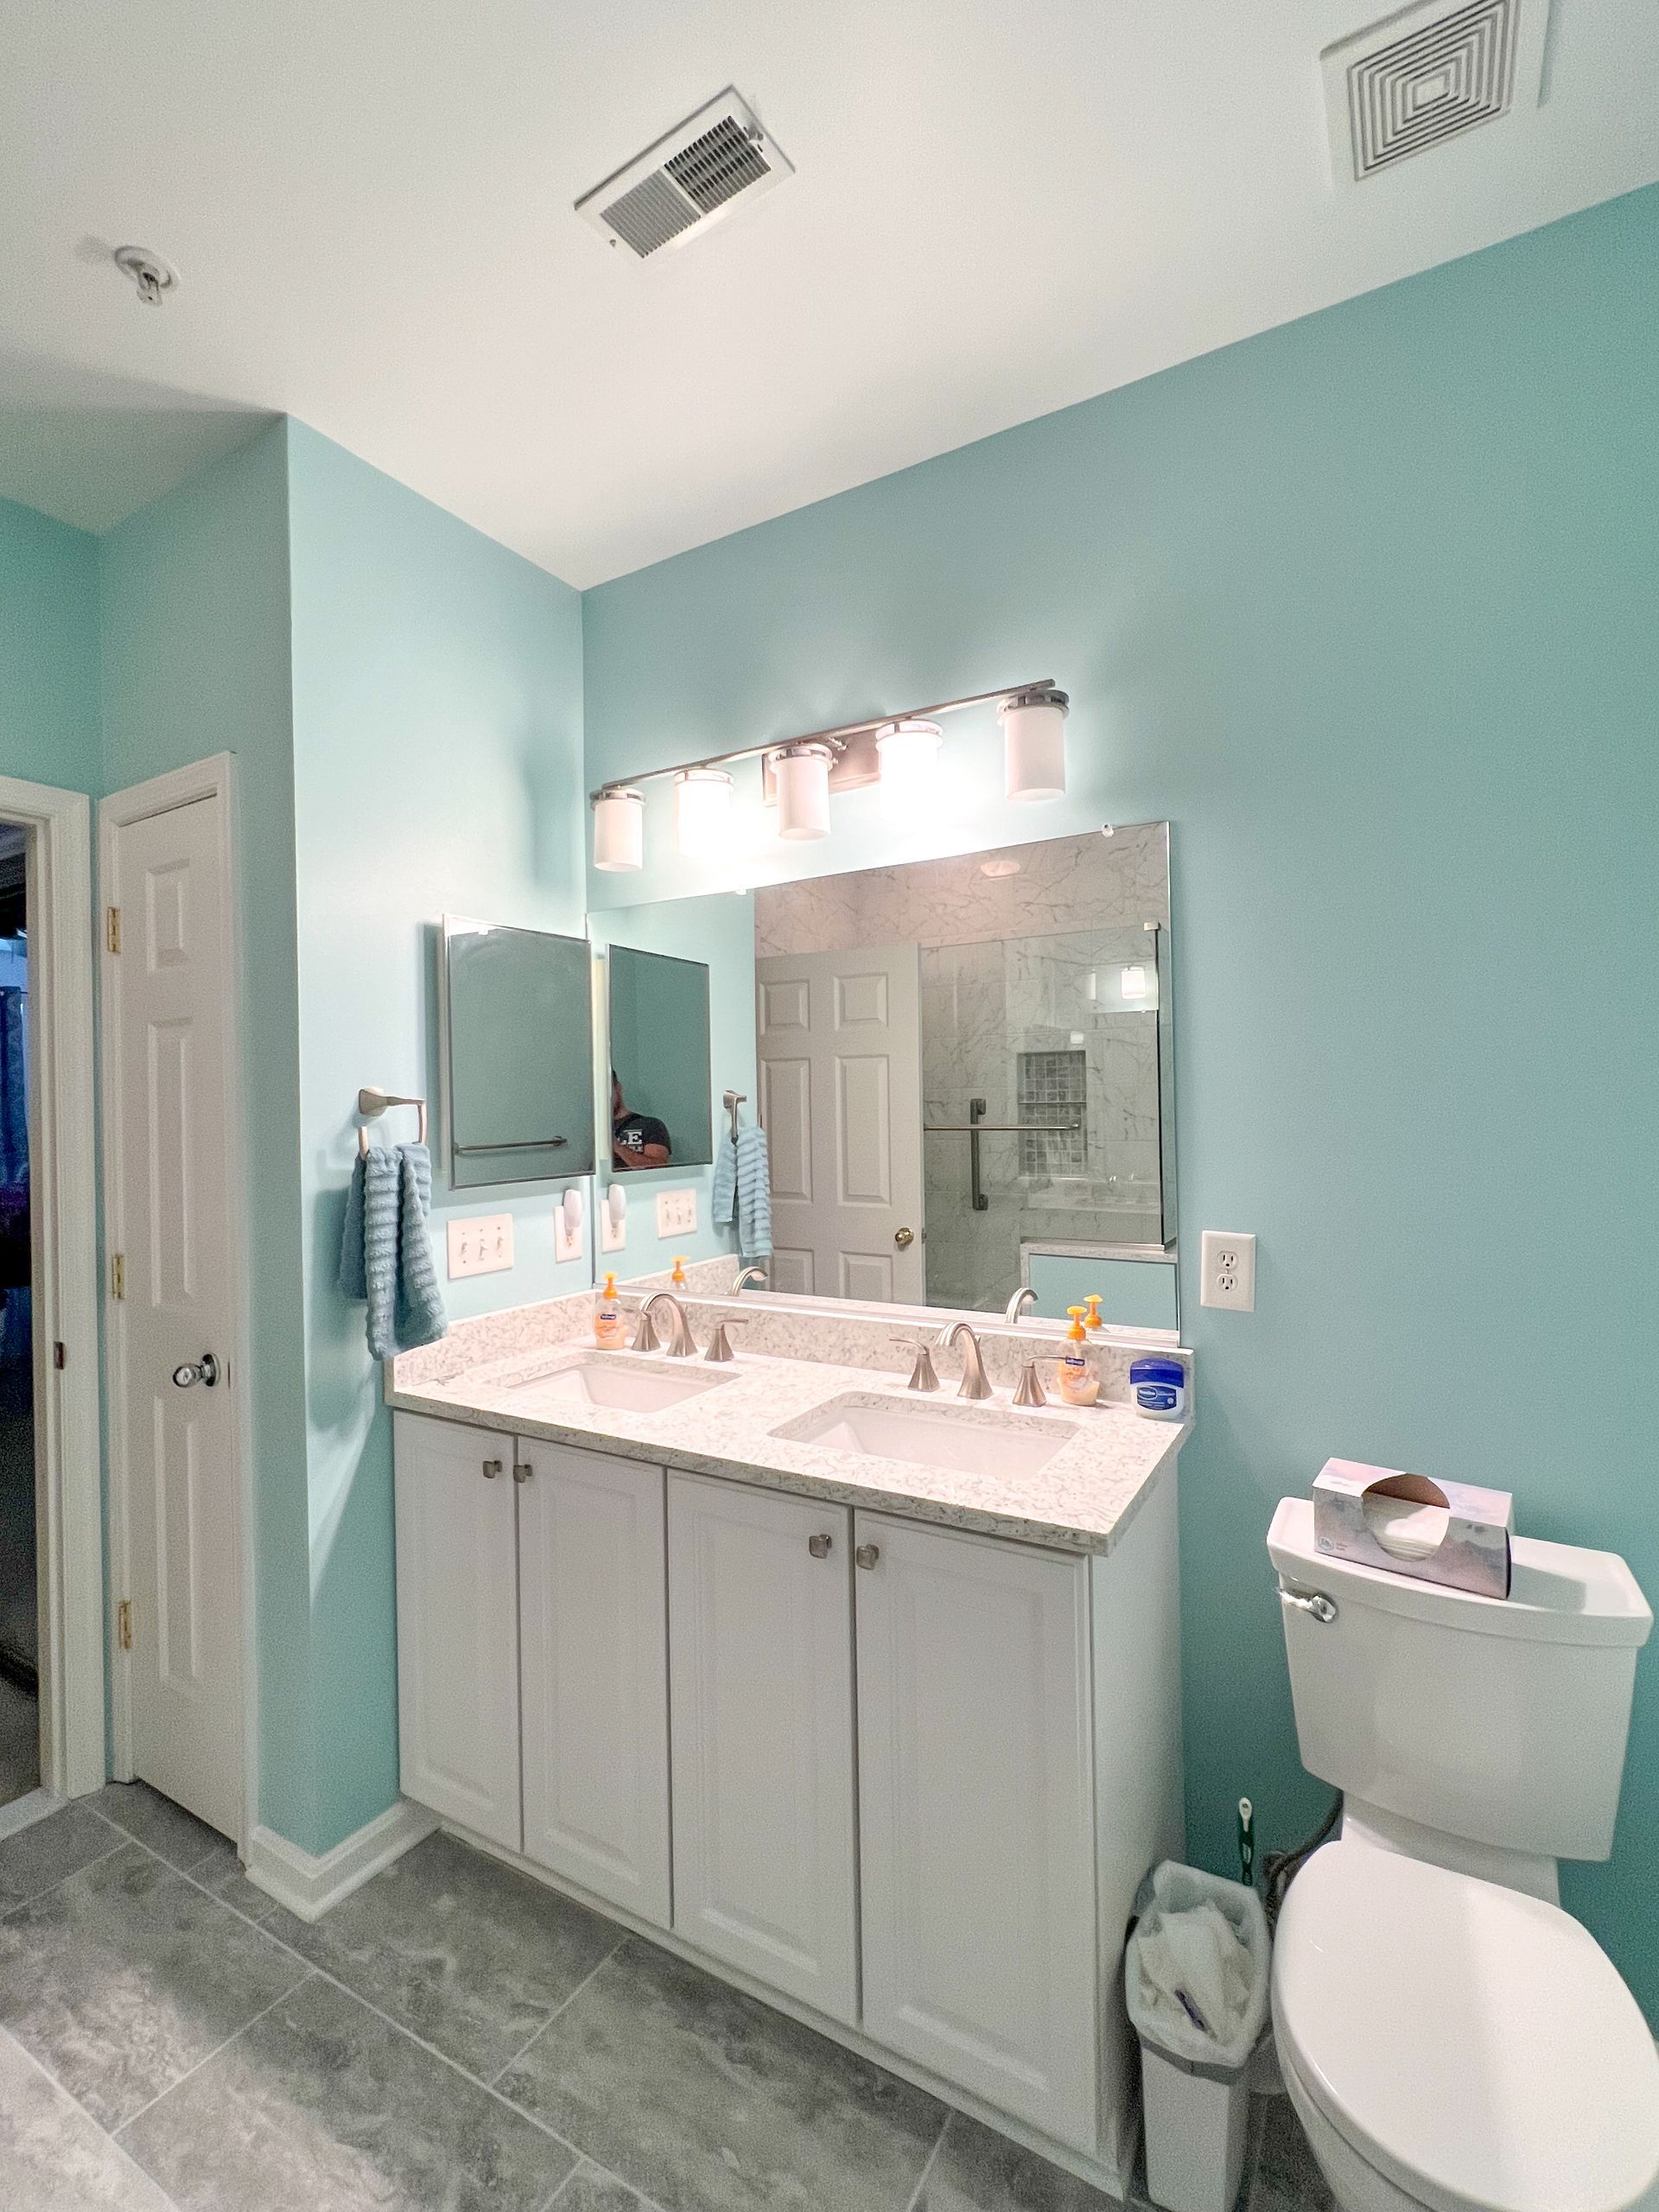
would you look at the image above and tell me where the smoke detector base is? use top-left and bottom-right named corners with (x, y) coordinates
top-left (112, 245), bottom-right (179, 305)
top-left (576, 88), bottom-right (792, 259)
top-left (1322, 0), bottom-right (1548, 186)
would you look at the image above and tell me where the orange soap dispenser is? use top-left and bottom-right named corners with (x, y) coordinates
top-left (1056, 1306), bottom-right (1100, 1406)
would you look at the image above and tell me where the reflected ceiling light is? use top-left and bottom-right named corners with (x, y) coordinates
top-left (1121, 964), bottom-right (1149, 1001)
top-left (771, 742), bottom-right (834, 841)
top-left (875, 718), bottom-right (943, 809)
top-left (979, 857), bottom-right (1021, 879)
top-left (1000, 686), bottom-right (1070, 802)
top-left (591, 785), bottom-right (645, 871)
top-left (675, 767), bottom-right (734, 857)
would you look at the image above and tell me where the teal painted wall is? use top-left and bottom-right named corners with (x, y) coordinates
top-left (1027, 1253), bottom-right (1179, 1332)
top-left (582, 187), bottom-right (1659, 2013)
top-left (589, 893), bottom-right (757, 1278)
top-left (0, 498), bottom-right (100, 793)
top-left (97, 426), bottom-right (317, 1833)
top-left (284, 420), bottom-right (588, 1851)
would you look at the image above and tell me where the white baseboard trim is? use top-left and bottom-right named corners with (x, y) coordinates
top-left (0, 1789), bottom-right (65, 1844)
top-left (246, 1798), bottom-right (436, 1923)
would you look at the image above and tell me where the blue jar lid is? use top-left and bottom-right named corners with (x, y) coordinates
top-left (1129, 1357), bottom-right (1186, 1385)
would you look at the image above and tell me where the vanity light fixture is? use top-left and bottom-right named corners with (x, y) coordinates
top-left (1000, 686), bottom-right (1070, 802)
top-left (875, 719), bottom-right (943, 809)
top-left (587, 676), bottom-right (1065, 873)
top-left (675, 767), bottom-right (735, 857)
top-left (770, 742), bottom-right (835, 841)
top-left (592, 785), bottom-right (645, 871)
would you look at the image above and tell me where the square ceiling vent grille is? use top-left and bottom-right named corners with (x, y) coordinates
top-left (1323, 0), bottom-right (1548, 183)
top-left (577, 89), bottom-right (793, 258)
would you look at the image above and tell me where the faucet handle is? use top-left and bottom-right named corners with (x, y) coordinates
top-left (629, 1306), bottom-right (659, 1353)
top-left (900, 1341), bottom-right (941, 1393)
top-left (704, 1319), bottom-right (751, 1363)
top-left (1013, 1358), bottom-right (1048, 1408)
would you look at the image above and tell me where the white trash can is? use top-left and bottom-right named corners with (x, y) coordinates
top-left (1124, 1862), bottom-right (1270, 2212)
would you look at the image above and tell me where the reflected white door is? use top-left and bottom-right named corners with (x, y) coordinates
top-left (107, 792), bottom-right (242, 1840)
top-left (755, 944), bottom-right (924, 1301)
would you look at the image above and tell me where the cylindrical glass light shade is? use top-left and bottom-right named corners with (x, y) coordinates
top-left (1000, 687), bottom-right (1070, 802)
top-left (772, 743), bottom-right (834, 841)
top-left (875, 719), bottom-right (943, 810)
top-left (675, 768), bottom-right (734, 858)
top-left (591, 785), bottom-right (645, 871)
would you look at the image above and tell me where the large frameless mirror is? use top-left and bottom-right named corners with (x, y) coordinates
top-left (439, 917), bottom-right (596, 1189)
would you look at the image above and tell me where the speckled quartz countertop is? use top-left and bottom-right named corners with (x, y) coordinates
top-left (387, 1333), bottom-right (1187, 1555)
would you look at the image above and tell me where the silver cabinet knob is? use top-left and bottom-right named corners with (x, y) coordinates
top-left (513, 1462), bottom-right (533, 1484)
top-left (482, 1459), bottom-right (503, 1480)
top-left (171, 1354), bottom-right (219, 1389)
top-left (855, 1543), bottom-right (880, 1571)
top-left (808, 1532), bottom-right (833, 1559)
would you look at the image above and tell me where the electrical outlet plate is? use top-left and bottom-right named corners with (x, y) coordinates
top-left (447, 1213), bottom-right (514, 1280)
top-left (600, 1203), bottom-right (626, 1254)
top-left (553, 1208), bottom-right (584, 1265)
top-left (1200, 1230), bottom-right (1255, 1312)
top-left (655, 1188), bottom-right (697, 1238)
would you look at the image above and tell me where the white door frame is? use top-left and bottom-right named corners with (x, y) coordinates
top-left (99, 753), bottom-right (256, 1847)
top-left (0, 773), bottom-right (103, 1803)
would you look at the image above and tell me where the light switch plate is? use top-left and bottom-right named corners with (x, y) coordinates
top-left (448, 1213), bottom-right (514, 1279)
top-left (655, 1188), bottom-right (697, 1238)
top-left (1199, 1230), bottom-right (1255, 1312)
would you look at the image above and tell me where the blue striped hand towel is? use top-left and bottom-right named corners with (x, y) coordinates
top-left (340, 1142), bottom-right (448, 1359)
top-left (713, 1123), bottom-right (772, 1262)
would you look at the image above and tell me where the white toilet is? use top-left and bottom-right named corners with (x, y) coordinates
top-left (1267, 1497), bottom-right (1659, 2212)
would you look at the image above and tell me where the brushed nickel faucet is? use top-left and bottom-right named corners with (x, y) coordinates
top-left (936, 1319), bottom-right (994, 1401)
top-left (734, 1265), bottom-right (769, 1293)
top-left (633, 1291), bottom-right (698, 1357)
top-left (1003, 1286), bottom-right (1038, 1323)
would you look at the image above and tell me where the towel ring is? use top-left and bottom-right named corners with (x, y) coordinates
top-left (357, 1086), bottom-right (428, 1155)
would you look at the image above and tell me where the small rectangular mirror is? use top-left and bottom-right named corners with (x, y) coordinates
top-left (607, 945), bottom-right (714, 1174)
top-left (440, 917), bottom-right (595, 1188)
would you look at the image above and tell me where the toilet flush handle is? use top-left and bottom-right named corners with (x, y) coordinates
top-left (1281, 1587), bottom-right (1338, 1624)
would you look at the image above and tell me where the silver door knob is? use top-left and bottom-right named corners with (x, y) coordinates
top-left (808, 1533), bottom-right (833, 1559)
top-left (893, 1226), bottom-right (914, 1248)
top-left (170, 1354), bottom-right (219, 1389)
top-left (855, 1543), bottom-right (880, 1571)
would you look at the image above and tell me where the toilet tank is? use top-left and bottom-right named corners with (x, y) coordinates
top-left (1268, 1498), bottom-right (1653, 1862)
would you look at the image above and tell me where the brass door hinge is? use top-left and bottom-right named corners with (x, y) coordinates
top-left (106, 906), bottom-right (122, 954)
top-left (110, 1254), bottom-right (125, 1301)
top-left (118, 1600), bottom-right (133, 1652)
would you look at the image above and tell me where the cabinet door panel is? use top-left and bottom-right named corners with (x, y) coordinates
top-left (855, 1512), bottom-right (1098, 2153)
top-left (519, 1445), bottom-right (671, 1928)
top-left (668, 1473), bottom-right (857, 2022)
top-left (393, 1414), bottom-right (521, 1850)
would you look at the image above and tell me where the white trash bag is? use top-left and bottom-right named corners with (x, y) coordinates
top-left (1125, 1861), bottom-right (1270, 2075)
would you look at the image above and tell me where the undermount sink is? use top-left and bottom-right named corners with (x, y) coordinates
top-left (775, 1393), bottom-right (1077, 1478)
top-left (505, 1355), bottom-right (731, 1414)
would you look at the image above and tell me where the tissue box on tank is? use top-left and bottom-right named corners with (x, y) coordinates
top-left (1312, 1459), bottom-right (1512, 1599)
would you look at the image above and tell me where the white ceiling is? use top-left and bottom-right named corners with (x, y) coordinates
top-left (1, 2), bottom-right (1654, 585)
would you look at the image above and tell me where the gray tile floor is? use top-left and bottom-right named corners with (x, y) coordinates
top-left (0, 1783), bottom-right (1333, 2212)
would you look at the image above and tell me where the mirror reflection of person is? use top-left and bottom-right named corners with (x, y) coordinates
top-left (612, 1070), bottom-right (671, 1171)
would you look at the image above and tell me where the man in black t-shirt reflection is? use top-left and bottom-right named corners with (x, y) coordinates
top-left (612, 1070), bottom-right (671, 1171)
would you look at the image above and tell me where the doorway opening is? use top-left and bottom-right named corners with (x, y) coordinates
top-left (0, 824), bottom-right (37, 1808)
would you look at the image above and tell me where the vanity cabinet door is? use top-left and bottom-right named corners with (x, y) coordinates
top-left (393, 1413), bottom-right (522, 1851)
top-left (667, 1471), bottom-right (857, 2023)
top-left (518, 1445), bottom-right (671, 1929)
top-left (855, 1511), bottom-right (1100, 2155)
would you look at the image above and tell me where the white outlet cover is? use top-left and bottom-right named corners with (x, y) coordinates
top-left (600, 1202), bottom-right (626, 1254)
top-left (553, 1206), bottom-right (584, 1264)
top-left (1199, 1230), bottom-right (1255, 1312)
top-left (654, 1188), bottom-right (697, 1238)
top-left (447, 1213), bottom-right (514, 1280)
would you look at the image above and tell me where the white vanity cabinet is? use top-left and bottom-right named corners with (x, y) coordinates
top-left (853, 1510), bottom-right (1100, 2152)
top-left (665, 1471), bottom-right (859, 2023)
top-left (518, 1441), bottom-right (671, 1927)
top-left (393, 1413), bottom-right (522, 1849)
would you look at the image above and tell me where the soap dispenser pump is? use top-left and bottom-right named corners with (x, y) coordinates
top-left (1056, 1306), bottom-right (1100, 1406)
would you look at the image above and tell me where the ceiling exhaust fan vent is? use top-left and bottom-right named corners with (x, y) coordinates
top-left (1322, 0), bottom-right (1547, 184)
top-left (578, 89), bottom-right (792, 259)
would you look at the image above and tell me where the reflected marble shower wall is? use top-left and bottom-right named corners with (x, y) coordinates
top-left (921, 930), bottom-right (1163, 1313)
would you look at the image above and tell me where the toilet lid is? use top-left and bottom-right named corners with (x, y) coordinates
top-left (1273, 1844), bottom-right (1659, 2212)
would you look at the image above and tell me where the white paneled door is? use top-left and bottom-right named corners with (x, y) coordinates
top-left (107, 791), bottom-right (243, 1840)
top-left (754, 943), bottom-right (924, 1302)
top-left (667, 1471), bottom-right (858, 2023)
top-left (855, 1510), bottom-right (1101, 2154)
